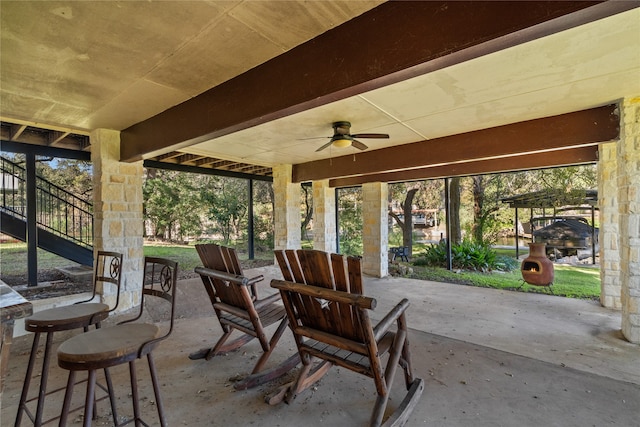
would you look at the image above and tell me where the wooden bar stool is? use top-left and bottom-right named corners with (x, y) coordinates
top-left (15, 251), bottom-right (123, 427)
top-left (57, 256), bottom-right (178, 427)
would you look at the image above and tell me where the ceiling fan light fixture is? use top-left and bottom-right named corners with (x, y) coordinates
top-left (332, 137), bottom-right (352, 148)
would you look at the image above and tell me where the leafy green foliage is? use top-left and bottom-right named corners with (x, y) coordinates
top-left (143, 169), bottom-right (204, 241)
top-left (201, 176), bottom-right (248, 245)
top-left (337, 187), bottom-right (363, 256)
top-left (142, 170), bottom-right (274, 249)
top-left (252, 180), bottom-right (275, 250)
top-left (414, 240), bottom-right (515, 272)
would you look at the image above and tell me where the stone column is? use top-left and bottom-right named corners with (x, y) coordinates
top-left (273, 164), bottom-right (300, 250)
top-left (312, 180), bottom-right (336, 253)
top-left (91, 129), bottom-right (144, 312)
top-left (598, 142), bottom-right (621, 308)
top-left (362, 182), bottom-right (388, 277)
top-left (618, 96), bottom-right (640, 343)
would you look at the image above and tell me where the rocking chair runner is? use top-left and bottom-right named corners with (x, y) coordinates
top-left (269, 250), bottom-right (424, 427)
top-left (189, 244), bottom-right (298, 390)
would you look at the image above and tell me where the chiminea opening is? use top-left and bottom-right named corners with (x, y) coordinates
top-left (522, 261), bottom-right (541, 273)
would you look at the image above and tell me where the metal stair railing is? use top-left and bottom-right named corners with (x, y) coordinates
top-left (0, 156), bottom-right (93, 249)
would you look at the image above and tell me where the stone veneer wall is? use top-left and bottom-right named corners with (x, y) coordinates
top-left (91, 129), bottom-right (144, 312)
top-left (312, 180), bottom-right (336, 253)
top-left (273, 164), bottom-right (301, 250)
top-left (598, 142), bottom-right (620, 308)
top-left (362, 182), bottom-right (388, 277)
top-left (619, 96), bottom-right (640, 343)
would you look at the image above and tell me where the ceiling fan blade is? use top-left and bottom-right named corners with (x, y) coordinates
top-left (316, 140), bottom-right (334, 152)
top-left (350, 133), bottom-right (389, 139)
top-left (351, 139), bottom-right (368, 150)
top-left (298, 136), bottom-right (331, 141)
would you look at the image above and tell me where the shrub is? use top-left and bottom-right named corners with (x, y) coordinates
top-left (413, 240), bottom-right (516, 272)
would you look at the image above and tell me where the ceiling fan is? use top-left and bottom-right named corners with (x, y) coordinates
top-left (315, 121), bottom-right (389, 152)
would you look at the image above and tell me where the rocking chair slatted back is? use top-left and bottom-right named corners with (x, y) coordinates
top-left (196, 243), bottom-right (259, 301)
top-left (275, 249), bottom-right (306, 283)
top-left (279, 280), bottom-right (372, 343)
top-left (296, 249), bottom-right (335, 288)
top-left (275, 249), bottom-right (363, 294)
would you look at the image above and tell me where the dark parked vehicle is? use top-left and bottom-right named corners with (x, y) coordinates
top-left (532, 216), bottom-right (598, 259)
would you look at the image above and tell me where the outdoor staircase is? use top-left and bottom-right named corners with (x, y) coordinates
top-left (0, 156), bottom-right (93, 266)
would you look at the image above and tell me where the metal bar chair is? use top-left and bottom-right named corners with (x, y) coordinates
top-left (56, 256), bottom-right (178, 427)
top-left (15, 251), bottom-right (123, 426)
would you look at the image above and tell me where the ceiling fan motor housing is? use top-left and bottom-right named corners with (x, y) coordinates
top-left (333, 121), bottom-right (351, 135)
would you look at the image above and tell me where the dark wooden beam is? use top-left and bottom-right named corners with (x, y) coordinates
top-left (0, 140), bottom-right (91, 161)
top-left (143, 160), bottom-right (272, 182)
top-left (329, 146), bottom-right (598, 187)
top-left (294, 104), bottom-right (618, 183)
top-left (120, 1), bottom-right (631, 162)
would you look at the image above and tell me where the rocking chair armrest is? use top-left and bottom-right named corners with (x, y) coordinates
top-left (271, 280), bottom-right (376, 310)
top-left (373, 298), bottom-right (410, 342)
top-left (195, 266), bottom-right (249, 284)
top-left (253, 291), bottom-right (282, 310)
top-left (247, 274), bottom-right (265, 285)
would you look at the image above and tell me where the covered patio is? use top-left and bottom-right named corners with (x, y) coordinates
top-left (2, 1), bottom-right (639, 343)
top-left (2, 266), bottom-right (639, 425)
top-left (1, 3), bottom-right (639, 423)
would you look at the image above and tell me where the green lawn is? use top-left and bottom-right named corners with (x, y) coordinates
top-left (143, 244), bottom-right (202, 273)
top-left (407, 263), bottom-right (600, 299)
top-left (1, 242), bottom-right (600, 299)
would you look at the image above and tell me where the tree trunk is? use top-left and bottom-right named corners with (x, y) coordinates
top-left (472, 176), bottom-right (484, 243)
top-left (301, 185), bottom-right (313, 240)
top-left (402, 188), bottom-right (418, 256)
top-left (449, 177), bottom-right (462, 245)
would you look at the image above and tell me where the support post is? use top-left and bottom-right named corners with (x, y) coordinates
top-left (444, 178), bottom-right (452, 271)
top-left (26, 153), bottom-right (37, 286)
top-left (248, 179), bottom-right (254, 260)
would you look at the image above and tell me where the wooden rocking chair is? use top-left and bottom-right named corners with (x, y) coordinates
top-left (269, 250), bottom-right (424, 427)
top-left (188, 244), bottom-right (298, 390)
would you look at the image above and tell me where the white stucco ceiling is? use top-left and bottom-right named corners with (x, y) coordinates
top-left (1, 2), bottom-right (638, 171)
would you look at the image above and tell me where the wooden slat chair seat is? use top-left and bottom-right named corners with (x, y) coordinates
top-left (56, 257), bottom-right (179, 427)
top-left (269, 249), bottom-right (423, 427)
top-left (189, 244), bottom-right (298, 390)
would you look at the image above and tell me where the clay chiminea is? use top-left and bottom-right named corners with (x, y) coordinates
top-left (521, 243), bottom-right (554, 286)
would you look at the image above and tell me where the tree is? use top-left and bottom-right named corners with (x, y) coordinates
top-left (462, 165), bottom-right (598, 245)
top-left (143, 169), bottom-right (203, 241)
top-left (337, 187), bottom-right (362, 256)
top-left (201, 176), bottom-right (248, 245)
top-left (301, 185), bottom-right (313, 241)
top-left (39, 159), bottom-right (93, 199)
top-left (388, 185), bottom-right (418, 256)
top-left (252, 180), bottom-right (274, 251)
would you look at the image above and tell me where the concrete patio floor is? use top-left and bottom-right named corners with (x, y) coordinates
top-left (3, 265), bottom-right (639, 426)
